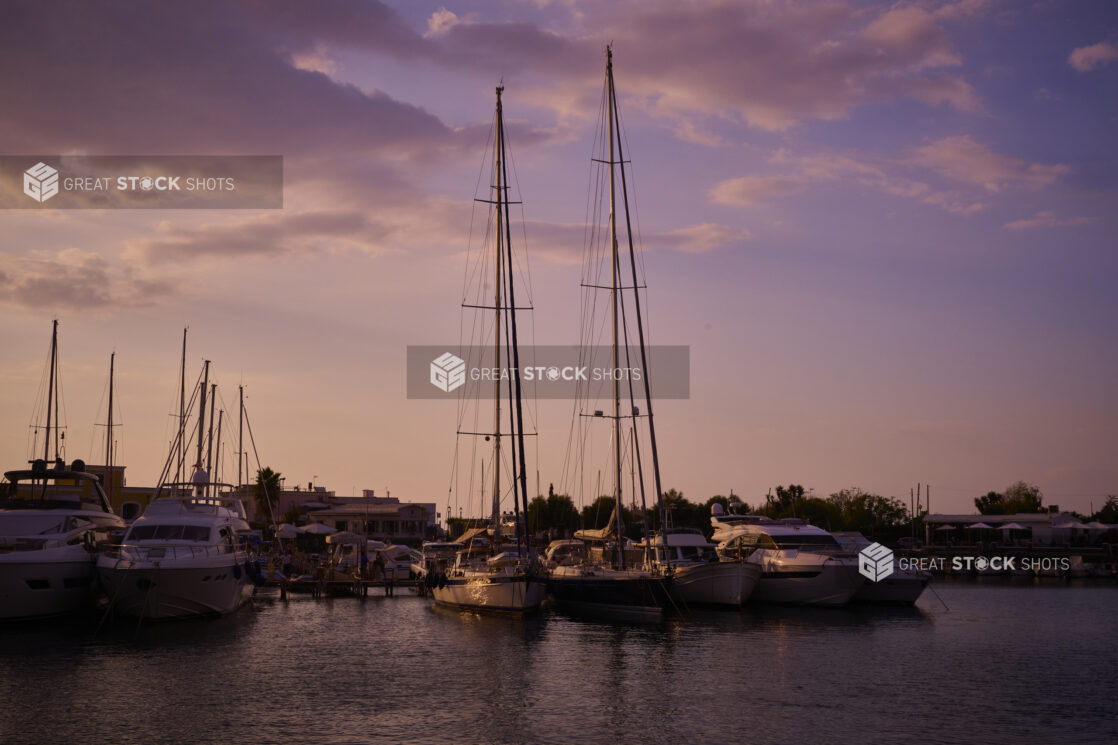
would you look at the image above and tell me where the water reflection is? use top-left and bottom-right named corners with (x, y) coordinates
top-left (1, 585), bottom-right (1115, 745)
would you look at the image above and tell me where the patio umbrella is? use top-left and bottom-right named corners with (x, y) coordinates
top-left (967, 522), bottom-right (995, 530)
top-left (276, 523), bottom-right (301, 539)
top-left (326, 531), bottom-right (364, 544)
top-left (301, 522), bottom-right (337, 535)
top-left (999, 522), bottom-right (1028, 531)
top-left (935, 524), bottom-right (957, 531)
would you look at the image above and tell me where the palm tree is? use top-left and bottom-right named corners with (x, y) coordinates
top-left (255, 467), bottom-right (282, 522)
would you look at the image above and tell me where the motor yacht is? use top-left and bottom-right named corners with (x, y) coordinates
top-left (832, 531), bottom-right (931, 605)
top-left (97, 489), bottom-right (254, 618)
top-left (0, 460), bottom-right (125, 620)
top-left (643, 529), bottom-right (760, 608)
top-left (711, 507), bottom-right (863, 606)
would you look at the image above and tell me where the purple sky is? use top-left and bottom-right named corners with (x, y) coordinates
top-left (1, 0), bottom-right (1116, 518)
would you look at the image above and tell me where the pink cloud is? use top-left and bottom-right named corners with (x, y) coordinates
top-left (1068, 41), bottom-right (1118, 72)
top-left (909, 136), bottom-right (1070, 191)
top-left (1003, 211), bottom-right (1089, 230)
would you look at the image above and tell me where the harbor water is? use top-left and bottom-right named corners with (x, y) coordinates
top-left (2, 581), bottom-right (1116, 745)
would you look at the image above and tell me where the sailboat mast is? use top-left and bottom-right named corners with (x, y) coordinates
top-left (238, 385), bottom-right (244, 490)
top-left (178, 327), bottom-right (187, 487)
top-left (206, 382), bottom-right (216, 477)
top-left (607, 48), bottom-right (624, 569)
top-left (497, 83), bottom-right (532, 554)
top-left (196, 360), bottom-right (210, 480)
top-left (106, 351), bottom-right (115, 504)
top-left (610, 50), bottom-right (668, 536)
top-left (214, 409), bottom-right (223, 486)
top-left (44, 319), bottom-right (58, 463)
top-left (491, 87), bottom-right (503, 534)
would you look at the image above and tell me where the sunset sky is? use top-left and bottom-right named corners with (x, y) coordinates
top-left (1, 0), bottom-right (1116, 520)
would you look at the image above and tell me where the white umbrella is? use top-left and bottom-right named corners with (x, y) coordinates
top-left (276, 523), bottom-right (301, 538)
top-left (1053, 521), bottom-right (1087, 530)
top-left (967, 522), bottom-right (995, 530)
top-left (999, 522), bottom-right (1028, 531)
top-left (326, 530), bottom-right (364, 544)
top-left (301, 522), bottom-right (337, 535)
top-left (935, 524), bottom-right (957, 531)
top-left (1085, 521), bottom-right (1109, 532)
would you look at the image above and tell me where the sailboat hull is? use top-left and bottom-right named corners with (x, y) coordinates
top-left (432, 574), bottom-right (546, 614)
top-left (547, 567), bottom-right (671, 622)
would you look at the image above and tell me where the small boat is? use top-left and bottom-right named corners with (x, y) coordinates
top-left (642, 528), bottom-right (760, 608)
top-left (832, 532), bottom-right (930, 605)
top-left (712, 510), bottom-right (863, 606)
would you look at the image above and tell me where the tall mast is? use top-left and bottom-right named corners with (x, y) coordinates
top-left (106, 351), bottom-right (115, 504)
top-left (177, 328), bottom-right (187, 486)
top-left (498, 83), bottom-right (532, 554)
top-left (607, 47), bottom-right (625, 568)
top-left (214, 409), bottom-right (223, 486)
top-left (238, 385), bottom-right (244, 490)
top-left (491, 86), bottom-right (504, 534)
top-left (44, 319), bottom-right (58, 463)
top-left (205, 382), bottom-right (216, 477)
top-left (610, 49), bottom-right (668, 537)
top-left (196, 360), bottom-right (210, 480)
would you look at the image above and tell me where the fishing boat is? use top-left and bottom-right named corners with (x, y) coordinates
top-left (431, 85), bottom-right (545, 615)
top-left (546, 47), bottom-right (673, 621)
top-left (0, 321), bottom-right (126, 621)
top-left (711, 509), bottom-right (864, 606)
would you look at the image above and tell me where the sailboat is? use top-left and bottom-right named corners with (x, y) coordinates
top-left (431, 85), bottom-right (546, 615)
top-left (0, 321), bottom-right (125, 620)
top-left (546, 48), bottom-right (674, 621)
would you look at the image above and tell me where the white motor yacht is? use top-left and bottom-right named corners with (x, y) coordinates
top-left (711, 508), bottom-right (863, 606)
top-left (832, 531), bottom-right (931, 605)
top-left (98, 490), bottom-right (254, 619)
top-left (0, 460), bottom-right (125, 621)
top-left (643, 529), bottom-right (760, 608)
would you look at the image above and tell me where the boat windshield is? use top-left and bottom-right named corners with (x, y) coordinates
top-left (729, 533), bottom-right (840, 550)
top-left (126, 524), bottom-right (212, 542)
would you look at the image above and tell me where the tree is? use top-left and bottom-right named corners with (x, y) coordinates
top-left (976, 482), bottom-right (1044, 515)
top-left (255, 467), bottom-right (282, 521)
top-left (975, 491), bottom-right (1004, 515)
top-left (1002, 481), bottom-right (1043, 513)
top-left (1092, 496), bottom-right (1118, 523)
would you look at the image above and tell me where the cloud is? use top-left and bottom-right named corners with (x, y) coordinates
top-left (1068, 41), bottom-right (1118, 72)
top-left (909, 136), bottom-right (1070, 191)
top-left (519, 218), bottom-right (747, 264)
top-left (0, 248), bottom-right (173, 310)
top-left (709, 149), bottom-right (989, 215)
top-left (1003, 211), bottom-right (1089, 230)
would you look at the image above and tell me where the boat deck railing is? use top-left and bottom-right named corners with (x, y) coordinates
top-left (103, 543), bottom-right (239, 561)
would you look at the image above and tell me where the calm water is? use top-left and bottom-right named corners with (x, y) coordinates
top-left (2, 580), bottom-right (1116, 745)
